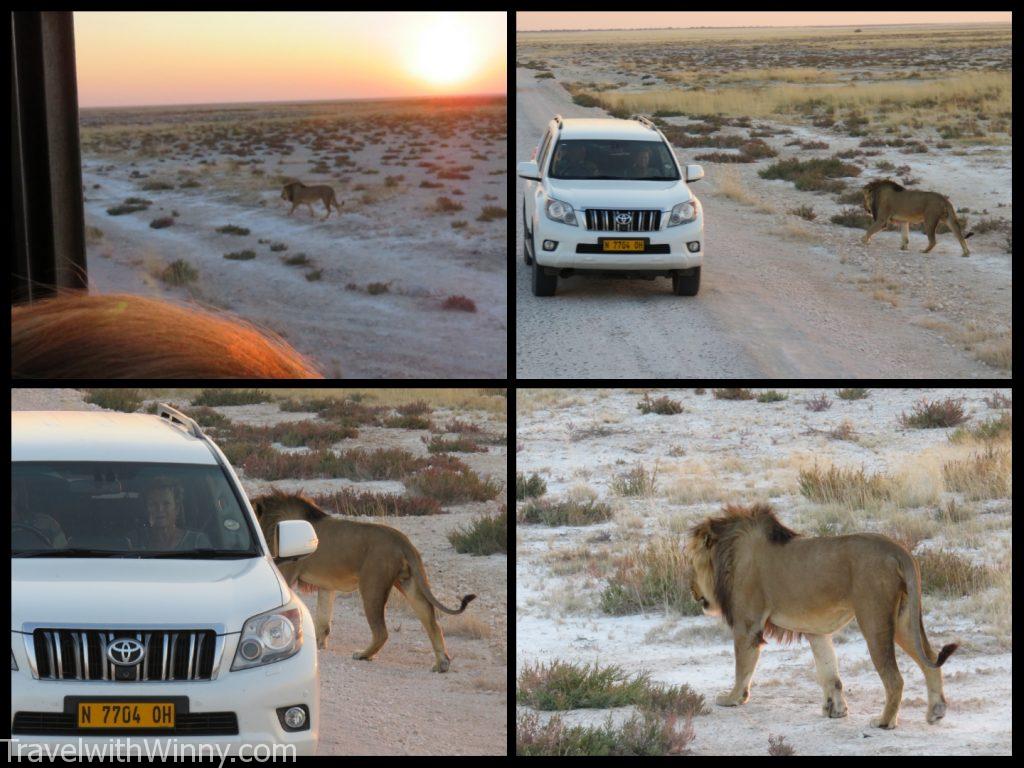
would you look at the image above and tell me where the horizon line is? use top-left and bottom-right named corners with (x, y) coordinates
top-left (79, 91), bottom-right (507, 111)
top-left (518, 20), bottom-right (1011, 33)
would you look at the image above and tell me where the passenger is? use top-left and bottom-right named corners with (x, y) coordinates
top-left (143, 477), bottom-right (211, 550)
top-left (556, 143), bottom-right (599, 177)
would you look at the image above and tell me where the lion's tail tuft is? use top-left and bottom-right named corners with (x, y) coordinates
top-left (936, 643), bottom-right (958, 666)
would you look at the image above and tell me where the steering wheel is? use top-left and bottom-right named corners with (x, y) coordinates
top-left (11, 523), bottom-right (54, 548)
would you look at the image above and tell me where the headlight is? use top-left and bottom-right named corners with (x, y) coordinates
top-left (545, 198), bottom-right (578, 226)
top-left (667, 200), bottom-right (698, 227)
top-left (231, 599), bottom-right (303, 670)
top-left (11, 649), bottom-right (17, 671)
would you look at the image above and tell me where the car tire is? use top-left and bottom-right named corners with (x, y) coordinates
top-left (532, 258), bottom-right (557, 297)
top-left (672, 267), bottom-right (700, 296)
top-left (522, 205), bottom-right (534, 266)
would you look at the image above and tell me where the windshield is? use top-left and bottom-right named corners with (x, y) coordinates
top-left (548, 139), bottom-right (680, 181)
top-left (11, 462), bottom-right (259, 558)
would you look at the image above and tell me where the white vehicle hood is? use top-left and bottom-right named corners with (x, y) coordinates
top-left (547, 178), bottom-right (695, 209)
top-left (12, 557), bottom-right (286, 634)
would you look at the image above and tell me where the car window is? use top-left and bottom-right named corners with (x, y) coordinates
top-left (11, 462), bottom-right (260, 557)
top-left (548, 139), bottom-right (680, 181)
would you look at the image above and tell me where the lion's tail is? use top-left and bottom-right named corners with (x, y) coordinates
top-left (898, 549), bottom-right (957, 669)
top-left (403, 544), bottom-right (476, 615)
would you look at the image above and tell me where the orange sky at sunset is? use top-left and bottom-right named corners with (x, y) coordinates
top-left (516, 11), bottom-right (1010, 31)
top-left (75, 12), bottom-right (506, 108)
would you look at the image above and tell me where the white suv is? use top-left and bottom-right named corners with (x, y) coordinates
top-left (11, 405), bottom-right (321, 757)
top-left (518, 115), bottom-right (705, 296)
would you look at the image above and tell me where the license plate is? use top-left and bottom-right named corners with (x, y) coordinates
top-left (602, 239), bottom-right (645, 252)
top-left (77, 702), bottom-right (175, 729)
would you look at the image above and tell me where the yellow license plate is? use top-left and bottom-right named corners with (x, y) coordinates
top-left (78, 702), bottom-right (176, 729)
top-left (602, 239), bottom-right (645, 252)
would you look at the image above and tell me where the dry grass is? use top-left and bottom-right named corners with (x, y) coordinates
top-left (599, 537), bottom-right (698, 616)
top-left (942, 446), bottom-right (1012, 500)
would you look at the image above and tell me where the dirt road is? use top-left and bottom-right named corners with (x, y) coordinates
top-left (515, 70), bottom-right (996, 379)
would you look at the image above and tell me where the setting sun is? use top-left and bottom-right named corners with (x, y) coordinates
top-left (409, 13), bottom-right (481, 86)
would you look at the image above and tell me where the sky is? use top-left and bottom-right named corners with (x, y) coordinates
top-left (75, 11), bottom-right (507, 108)
top-left (516, 11), bottom-right (1011, 32)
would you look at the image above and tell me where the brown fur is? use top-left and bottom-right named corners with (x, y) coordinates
top-left (281, 181), bottom-right (341, 220)
top-left (11, 293), bottom-right (323, 379)
top-left (686, 503), bottom-right (958, 728)
top-left (861, 179), bottom-right (973, 257)
top-left (253, 492), bottom-right (475, 672)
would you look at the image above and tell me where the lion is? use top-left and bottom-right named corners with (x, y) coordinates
top-left (686, 503), bottom-right (958, 729)
top-left (11, 293), bottom-right (323, 379)
top-left (861, 179), bottom-right (973, 257)
top-left (253, 492), bottom-right (476, 672)
top-left (280, 181), bottom-right (342, 220)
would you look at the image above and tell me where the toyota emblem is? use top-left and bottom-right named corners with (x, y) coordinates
top-left (615, 212), bottom-right (633, 226)
top-left (107, 638), bottom-right (145, 667)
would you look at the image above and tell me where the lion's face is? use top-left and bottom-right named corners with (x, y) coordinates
top-left (685, 532), bottom-right (721, 616)
top-left (861, 187), bottom-right (873, 215)
top-left (281, 184), bottom-right (294, 202)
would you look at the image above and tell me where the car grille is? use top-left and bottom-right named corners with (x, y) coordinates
top-left (12, 711), bottom-right (239, 736)
top-left (32, 629), bottom-right (218, 681)
top-left (584, 209), bottom-right (662, 232)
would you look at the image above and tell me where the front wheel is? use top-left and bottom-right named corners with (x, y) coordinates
top-left (532, 259), bottom-right (557, 297)
top-left (672, 267), bottom-right (701, 296)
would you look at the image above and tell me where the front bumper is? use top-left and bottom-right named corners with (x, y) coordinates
top-left (10, 618), bottom-right (319, 757)
top-left (532, 215), bottom-right (703, 270)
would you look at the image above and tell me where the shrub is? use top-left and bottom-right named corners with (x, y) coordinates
top-left (983, 391), bottom-right (1011, 409)
top-left (516, 472), bottom-right (547, 500)
top-left (224, 250), bottom-right (257, 260)
top-left (216, 224), bottom-right (250, 235)
top-left (949, 412), bottom-right (1011, 444)
top-left (310, 489), bottom-right (441, 517)
top-left (836, 388), bottom-right (869, 400)
top-left (798, 463), bottom-right (892, 508)
top-left (106, 203), bottom-right (149, 216)
top-left (637, 393), bottom-right (683, 415)
top-left (83, 389), bottom-right (142, 412)
top-left (805, 393), bottom-right (832, 411)
top-left (712, 388), bottom-right (754, 400)
top-left (367, 282), bottom-right (390, 295)
top-left (898, 397), bottom-right (966, 428)
top-left (942, 446), bottom-right (1011, 500)
top-left (141, 180), bottom-right (174, 191)
top-left (477, 206), bottom-right (507, 222)
top-left (516, 710), bottom-right (693, 756)
top-left (435, 196), bottom-right (463, 213)
top-left (917, 549), bottom-right (993, 596)
top-left (305, 269), bottom-right (323, 281)
top-left (161, 259), bottom-right (198, 285)
top-left (383, 414), bottom-right (432, 429)
top-left (149, 216), bottom-right (174, 229)
top-left (831, 208), bottom-right (872, 229)
top-left (406, 466), bottom-right (501, 504)
top-left (426, 435), bottom-right (484, 454)
top-left (448, 506), bottom-right (507, 554)
top-left (192, 389), bottom-right (269, 406)
top-left (282, 253), bottom-right (310, 266)
top-left (518, 498), bottom-right (612, 526)
top-left (600, 537), bottom-right (697, 615)
top-left (270, 242), bottom-right (288, 252)
top-left (790, 205), bottom-right (816, 221)
top-left (610, 465), bottom-right (657, 497)
top-left (757, 390), bottom-right (787, 403)
top-left (441, 295), bottom-right (477, 312)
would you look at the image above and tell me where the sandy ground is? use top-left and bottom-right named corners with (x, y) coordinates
top-left (515, 387), bottom-right (1012, 756)
top-left (12, 389), bottom-right (508, 755)
top-left (515, 70), bottom-right (1008, 378)
top-left (81, 100), bottom-right (506, 378)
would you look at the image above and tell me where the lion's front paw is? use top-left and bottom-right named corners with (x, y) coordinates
top-left (823, 696), bottom-right (849, 718)
top-left (715, 691), bottom-right (747, 707)
top-left (926, 701), bottom-right (946, 724)
top-left (870, 716), bottom-right (898, 730)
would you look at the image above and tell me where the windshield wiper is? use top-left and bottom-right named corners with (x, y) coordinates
top-left (12, 548), bottom-right (135, 558)
top-left (145, 548), bottom-right (256, 559)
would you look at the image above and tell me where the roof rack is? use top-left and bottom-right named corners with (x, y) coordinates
top-left (631, 115), bottom-right (657, 131)
top-left (554, 114), bottom-right (563, 130)
top-left (157, 403), bottom-right (204, 439)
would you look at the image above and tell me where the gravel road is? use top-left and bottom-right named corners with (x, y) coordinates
top-left (515, 69), bottom-right (993, 379)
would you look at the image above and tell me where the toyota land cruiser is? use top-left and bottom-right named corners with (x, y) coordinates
top-left (518, 114), bottom-right (705, 297)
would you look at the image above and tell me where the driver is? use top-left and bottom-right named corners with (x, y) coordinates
top-left (11, 479), bottom-right (67, 548)
top-left (143, 477), bottom-right (210, 550)
top-left (630, 147), bottom-right (656, 178)
top-left (556, 142), bottom-right (599, 177)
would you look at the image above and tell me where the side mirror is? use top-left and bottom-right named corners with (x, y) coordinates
top-left (517, 160), bottom-right (541, 181)
top-left (276, 520), bottom-right (318, 561)
top-left (686, 164), bottom-right (705, 183)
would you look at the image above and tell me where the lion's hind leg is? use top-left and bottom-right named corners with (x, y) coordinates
top-left (900, 222), bottom-right (910, 251)
top-left (717, 626), bottom-right (763, 707)
top-left (894, 597), bottom-right (949, 724)
top-left (858, 608), bottom-right (903, 728)
top-left (395, 579), bottom-right (451, 672)
top-left (808, 634), bottom-right (848, 718)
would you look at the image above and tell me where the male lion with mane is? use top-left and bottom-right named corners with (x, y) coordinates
top-left (253, 492), bottom-right (475, 672)
top-left (861, 179), bottom-right (973, 257)
top-left (686, 503), bottom-right (958, 729)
